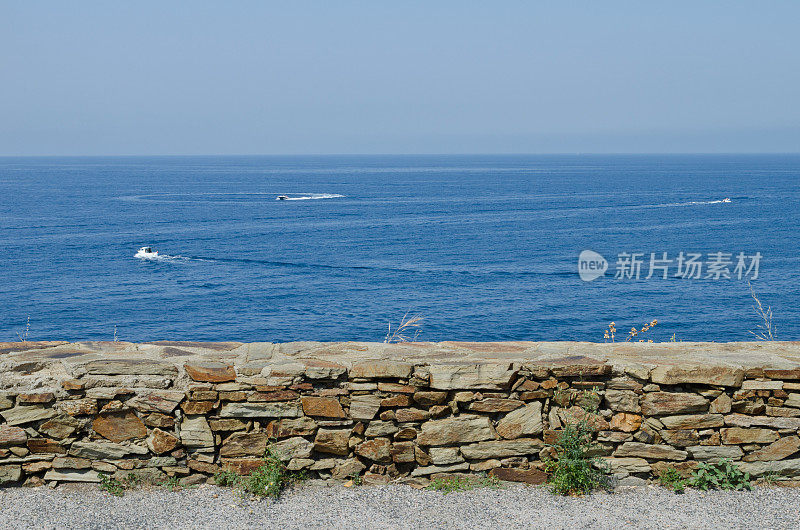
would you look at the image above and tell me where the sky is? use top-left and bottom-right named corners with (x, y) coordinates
top-left (1, 1), bottom-right (799, 155)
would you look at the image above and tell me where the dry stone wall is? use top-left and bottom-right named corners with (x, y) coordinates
top-left (2, 340), bottom-right (800, 487)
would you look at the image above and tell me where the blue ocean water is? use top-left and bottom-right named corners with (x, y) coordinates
top-left (1, 154), bottom-right (798, 343)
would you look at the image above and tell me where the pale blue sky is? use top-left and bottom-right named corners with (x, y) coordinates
top-left (2, 1), bottom-right (799, 155)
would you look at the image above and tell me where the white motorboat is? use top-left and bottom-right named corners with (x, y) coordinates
top-left (276, 195), bottom-right (289, 200)
top-left (722, 197), bottom-right (731, 203)
top-left (135, 246), bottom-right (159, 259)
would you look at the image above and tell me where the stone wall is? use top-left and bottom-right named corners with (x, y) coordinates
top-left (2, 340), bottom-right (800, 487)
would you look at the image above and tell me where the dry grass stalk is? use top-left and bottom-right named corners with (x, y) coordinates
top-left (603, 319), bottom-right (657, 343)
top-left (384, 312), bottom-right (424, 343)
top-left (16, 316), bottom-right (30, 342)
top-left (749, 282), bottom-right (776, 341)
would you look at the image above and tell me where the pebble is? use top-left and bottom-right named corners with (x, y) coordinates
top-left (0, 483), bottom-right (798, 529)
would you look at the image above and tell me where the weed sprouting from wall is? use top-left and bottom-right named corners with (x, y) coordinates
top-left (15, 316), bottom-right (30, 343)
top-left (384, 312), bottom-right (424, 343)
top-left (749, 282), bottom-right (777, 341)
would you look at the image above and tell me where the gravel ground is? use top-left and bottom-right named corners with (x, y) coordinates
top-left (0, 483), bottom-right (798, 530)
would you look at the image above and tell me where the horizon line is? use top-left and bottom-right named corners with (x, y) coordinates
top-left (2, 152), bottom-right (800, 158)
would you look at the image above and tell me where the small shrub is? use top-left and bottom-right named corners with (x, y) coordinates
top-left (124, 472), bottom-right (141, 488)
top-left (761, 471), bottom-right (778, 486)
top-left (214, 444), bottom-right (297, 499)
top-left (577, 389), bottom-right (601, 413)
top-left (214, 470), bottom-right (240, 487)
top-left (98, 474), bottom-right (125, 497)
top-left (545, 420), bottom-right (607, 496)
top-left (658, 467), bottom-right (686, 493)
top-left (161, 476), bottom-right (182, 492)
top-left (426, 474), bottom-right (499, 494)
top-left (687, 459), bottom-right (752, 491)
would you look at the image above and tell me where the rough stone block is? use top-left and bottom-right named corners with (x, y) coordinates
top-left (468, 399), bottom-right (524, 413)
top-left (495, 402), bottom-right (543, 439)
top-left (600, 457), bottom-right (650, 474)
top-left (604, 390), bottom-right (641, 413)
top-left (0, 426), bottom-right (27, 447)
top-left (314, 429), bottom-right (350, 456)
top-left (741, 380), bottom-right (784, 391)
top-left (417, 415), bottom-right (496, 446)
top-left (687, 445), bottom-right (744, 461)
top-left (350, 361), bottom-right (413, 380)
top-left (640, 392), bottom-right (708, 416)
top-left (43, 469), bottom-right (101, 482)
top-left (460, 439), bottom-right (543, 460)
top-left (613, 442), bottom-right (687, 461)
top-left (180, 416), bottom-right (214, 448)
top-left (184, 362), bottom-right (236, 383)
top-left (355, 438), bottom-right (392, 462)
top-left (272, 437), bottom-right (314, 462)
top-left (489, 467), bottom-right (547, 484)
top-left (428, 363), bottom-right (515, 390)
top-left (650, 365), bottom-right (744, 387)
top-left (83, 360), bottom-right (178, 377)
top-left (219, 402), bottom-right (302, 418)
top-left (219, 432), bottom-right (268, 457)
top-left (0, 406), bottom-right (57, 426)
top-left (301, 397), bottom-right (346, 418)
top-left (720, 427), bottom-right (779, 445)
top-left (92, 410), bottom-right (147, 442)
top-left (743, 436), bottom-right (800, 462)
top-left (349, 395), bottom-right (383, 420)
top-left (660, 414), bottom-right (724, 430)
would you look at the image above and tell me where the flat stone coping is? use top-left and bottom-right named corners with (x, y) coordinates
top-left (2, 341), bottom-right (800, 393)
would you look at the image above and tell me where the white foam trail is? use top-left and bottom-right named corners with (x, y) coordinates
top-left (135, 254), bottom-right (192, 263)
top-left (640, 199), bottom-right (730, 209)
top-left (281, 194), bottom-right (345, 201)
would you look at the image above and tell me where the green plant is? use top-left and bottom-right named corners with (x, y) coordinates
top-left (162, 476), bottom-right (182, 491)
top-left (761, 471), bottom-right (778, 486)
top-left (426, 474), bottom-right (499, 494)
top-left (98, 474), bottom-right (125, 497)
top-left (578, 390), bottom-right (600, 413)
top-left (658, 467), bottom-right (686, 493)
top-left (124, 472), bottom-right (141, 488)
top-left (214, 444), bottom-right (295, 499)
top-left (214, 469), bottom-right (240, 487)
top-left (687, 459), bottom-right (752, 491)
top-left (544, 420), bottom-right (608, 495)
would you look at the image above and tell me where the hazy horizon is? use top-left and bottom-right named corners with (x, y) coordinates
top-left (3, 1), bottom-right (799, 156)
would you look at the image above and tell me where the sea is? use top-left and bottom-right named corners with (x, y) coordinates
top-left (1, 154), bottom-right (798, 343)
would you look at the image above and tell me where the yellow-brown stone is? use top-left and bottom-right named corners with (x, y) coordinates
top-left (92, 410), bottom-right (147, 442)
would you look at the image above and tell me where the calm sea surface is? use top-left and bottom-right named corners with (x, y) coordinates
top-left (1, 154), bottom-right (798, 343)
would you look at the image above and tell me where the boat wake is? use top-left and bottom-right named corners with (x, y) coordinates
top-left (134, 253), bottom-right (193, 263)
top-left (279, 194), bottom-right (345, 201)
top-left (639, 197), bottom-right (738, 209)
top-left (118, 192), bottom-right (345, 203)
